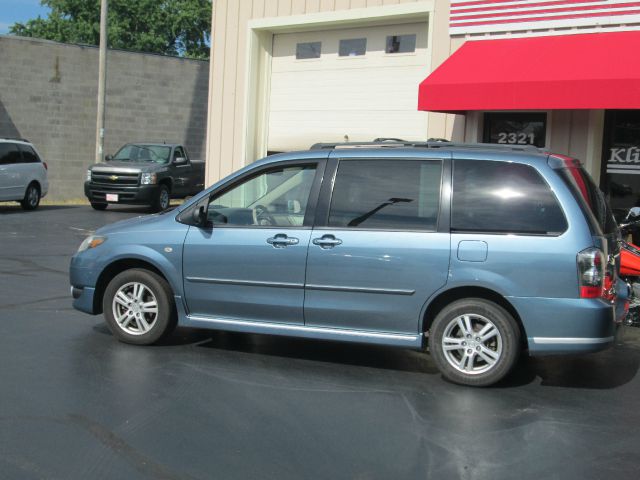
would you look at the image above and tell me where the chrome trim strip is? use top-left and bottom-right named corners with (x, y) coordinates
top-left (91, 167), bottom-right (142, 174)
top-left (532, 336), bottom-right (614, 345)
top-left (185, 314), bottom-right (420, 345)
top-left (185, 277), bottom-right (303, 289)
top-left (305, 284), bottom-right (415, 295)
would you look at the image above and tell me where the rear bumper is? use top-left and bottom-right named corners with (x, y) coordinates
top-left (509, 296), bottom-right (618, 355)
top-left (84, 182), bottom-right (159, 205)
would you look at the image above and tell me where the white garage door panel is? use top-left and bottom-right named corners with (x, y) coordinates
top-left (270, 66), bottom-right (427, 111)
top-left (268, 22), bottom-right (429, 152)
top-left (269, 111), bottom-right (427, 152)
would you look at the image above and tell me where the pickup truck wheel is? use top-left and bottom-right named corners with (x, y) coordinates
top-left (429, 298), bottom-right (520, 387)
top-left (102, 268), bottom-right (177, 345)
top-left (91, 202), bottom-right (108, 211)
top-left (20, 183), bottom-right (40, 210)
top-left (151, 185), bottom-right (170, 212)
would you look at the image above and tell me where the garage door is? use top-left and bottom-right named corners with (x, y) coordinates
top-left (268, 22), bottom-right (429, 152)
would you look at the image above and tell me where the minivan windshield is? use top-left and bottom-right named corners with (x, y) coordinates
top-left (112, 144), bottom-right (171, 164)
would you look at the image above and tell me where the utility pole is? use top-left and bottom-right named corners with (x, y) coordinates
top-left (95, 0), bottom-right (108, 163)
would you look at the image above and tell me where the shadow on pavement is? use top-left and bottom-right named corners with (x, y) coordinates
top-left (93, 321), bottom-right (640, 387)
top-left (0, 204), bottom-right (80, 214)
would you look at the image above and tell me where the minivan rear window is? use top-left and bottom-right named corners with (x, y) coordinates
top-left (555, 161), bottom-right (617, 235)
top-left (452, 160), bottom-right (567, 235)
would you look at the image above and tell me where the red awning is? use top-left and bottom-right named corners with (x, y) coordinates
top-left (418, 31), bottom-right (640, 113)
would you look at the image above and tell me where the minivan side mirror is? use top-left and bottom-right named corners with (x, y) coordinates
top-left (193, 204), bottom-right (207, 226)
top-left (174, 156), bottom-right (187, 165)
top-left (105, 154), bottom-right (113, 161)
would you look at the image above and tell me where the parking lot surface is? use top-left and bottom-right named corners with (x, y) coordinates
top-left (1, 204), bottom-right (640, 479)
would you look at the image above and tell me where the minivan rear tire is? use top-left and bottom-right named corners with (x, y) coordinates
top-left (20, 183), bottom-right (40, 210)
top-left (429, 298), bottom-right (520, 387)
top-left (102, 268), bottom-right (177, 345)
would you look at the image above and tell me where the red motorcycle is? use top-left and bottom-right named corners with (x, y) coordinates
top-left (619, 207), bottom-right (640, 326)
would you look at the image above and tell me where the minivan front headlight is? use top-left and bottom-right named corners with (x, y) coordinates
top-left (141, 173), bottom-right (157, 185)
top-left (78, 235), bottom-right (107, 253)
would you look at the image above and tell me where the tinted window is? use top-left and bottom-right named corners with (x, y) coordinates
top-left (329, 160), bottom-right (442, 231)
top-left (339, 38), bottom-right (367, 57)
top-left (296, 42), bottom-right (321, 59)
top-left (0, 143), bottom-right (22, 165)
top-left (209, 165), bottom-right (317, 227)
top-left (558, 164), bottom-right (617, 235)
top-left (452, 160), bottom-right (567, 235)
top-left (18, 145), bottom-right (40, 163)
top-left (173, 147), bottom-right (186, 162)
top-left (386, 34), bottom-right (416, 54)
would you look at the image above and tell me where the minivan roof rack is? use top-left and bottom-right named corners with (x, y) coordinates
top-left (310, 139), bottom-right (541, 152)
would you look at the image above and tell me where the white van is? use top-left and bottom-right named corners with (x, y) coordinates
top-left (0, 138), bottom-right (49, 210)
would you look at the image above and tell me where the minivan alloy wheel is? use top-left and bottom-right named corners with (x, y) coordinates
top-left (441, 313), bottom-right (503, 375)
top-left (111, 281), bottom-right (159, 335)
top-left (429, 298), bottom-right (520, 386)
top-left (27, 186), bottom-right (39, 207)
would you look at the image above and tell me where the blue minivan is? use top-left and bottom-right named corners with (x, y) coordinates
top-left (70, 141), bottom-right (624, 386)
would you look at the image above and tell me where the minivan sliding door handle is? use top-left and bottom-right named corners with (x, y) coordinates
top-left (312, 234), bottom-right (342, 249)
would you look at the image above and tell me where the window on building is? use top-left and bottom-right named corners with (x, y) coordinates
top-left (0, 143), bottom-right (22, 165)
top-left (296, 42), bottom-right (321, 59)
top-left (339, 38), bottom-right (367, 57)
top-left (385, 34), bottom-right (417, 54)
top-left (328, 160), bottom-right (442, 231)
top-left (483, 112), bottom-right (547, 147)
top-left (452, 160), bottom-right (567, 235)
top-left (600, 110), bottom-right (640, 220)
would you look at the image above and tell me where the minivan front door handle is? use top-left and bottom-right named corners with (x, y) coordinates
top-left (312, 234), bottom-right (343, 249)
top-left (266, 234), bottom-right (299, 248)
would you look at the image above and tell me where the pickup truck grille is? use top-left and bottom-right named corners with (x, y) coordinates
top-left (91, 171), bottom-right (139, 186)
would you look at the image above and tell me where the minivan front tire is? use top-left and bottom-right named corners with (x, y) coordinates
top-left (429, 298), bottom-right (520, 387)
top-left (102, 268), bottom-right (177, 345)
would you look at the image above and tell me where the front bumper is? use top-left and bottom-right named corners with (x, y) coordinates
top-left (84, 181), bottom-right (159, 205)
top-left (70, 285), bottom-right (97, 314)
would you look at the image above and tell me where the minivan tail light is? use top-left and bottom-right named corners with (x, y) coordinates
top-left (577, 247), bottom-right (605, 298)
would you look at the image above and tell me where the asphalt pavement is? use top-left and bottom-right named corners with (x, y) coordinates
top-left (1, 203), bottom-right (640, 480)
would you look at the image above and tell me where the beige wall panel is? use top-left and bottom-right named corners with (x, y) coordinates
top-left (218, 0), bottom-right (241, 178)
top-left (252, 0), bottom-right (266, 18)
top-left (278, 0), bottom-right (293, 15)
top-left (206, 0), bottom-right (230, 182)
top-left (335, 0), bottom-right (351, 10)
top-left (305, 0), bottom-right (322, 13)
top-left (291, 0), bottom-right (308, 14)
top-left (264, 1), bottom-right (279, 17)
top-left (231, 0), bottom-right (255, 173)
top-left (366, 0), bottom-right (384, 6)
top-left (350, 0), bottom-right (367, 8)
top-left (320, 0), bottom-right (337, 11)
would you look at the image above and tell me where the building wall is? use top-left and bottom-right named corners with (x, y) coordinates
top-left (0, 36), bottom-right (209, 201)
top-left (206, 0), bottom-right (432, 187)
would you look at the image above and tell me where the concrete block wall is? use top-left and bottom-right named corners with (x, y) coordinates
top-left (0, 35), bottom-right (209, 201)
